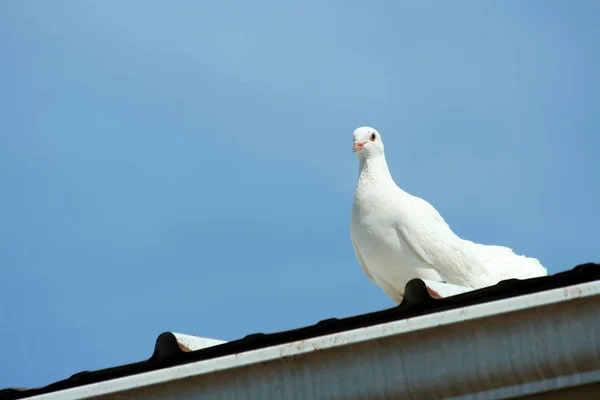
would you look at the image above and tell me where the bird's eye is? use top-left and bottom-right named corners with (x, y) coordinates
top-left (370, 133), bottom-right (376, 141)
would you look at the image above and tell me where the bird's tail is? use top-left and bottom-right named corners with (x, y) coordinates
top-left (464, 240), bottom-right (547, 281)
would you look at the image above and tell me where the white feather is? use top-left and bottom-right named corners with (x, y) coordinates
top-left (350, 126), bottom-right (547, 303)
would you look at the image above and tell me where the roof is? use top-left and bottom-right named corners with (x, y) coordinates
top-left (2, 262), bottom-right (599, 400)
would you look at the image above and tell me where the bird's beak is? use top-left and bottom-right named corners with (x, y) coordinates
top-left (353, 141), bottom-right (366, 153)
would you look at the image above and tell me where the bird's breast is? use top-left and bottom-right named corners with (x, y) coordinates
top-left (351, 200), bottom-right (435, 287)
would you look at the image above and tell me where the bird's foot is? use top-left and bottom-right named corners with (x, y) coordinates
top-left (426, 286), bottom-right (443, 299)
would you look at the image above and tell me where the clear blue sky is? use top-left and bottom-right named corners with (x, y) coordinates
top-left (1, 0), bottom-right (599, 389)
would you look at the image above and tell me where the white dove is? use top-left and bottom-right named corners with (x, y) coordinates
top-left (350, 126), bottom-right (547, 303)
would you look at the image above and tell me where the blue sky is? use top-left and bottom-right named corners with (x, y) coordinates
top-left (1, 0), bottom-right (599, 389)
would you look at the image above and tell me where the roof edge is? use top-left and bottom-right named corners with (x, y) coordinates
top-left (3, 263), bottom-right (599, 399)
top-left (19, 276), bottom-right (600, 400)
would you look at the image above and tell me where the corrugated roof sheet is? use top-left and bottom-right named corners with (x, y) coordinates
top-left (1, 262), bottom-right (598, 400)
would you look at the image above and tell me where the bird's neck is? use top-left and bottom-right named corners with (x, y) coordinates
top-left (357, 154), bottom-right (394, 189)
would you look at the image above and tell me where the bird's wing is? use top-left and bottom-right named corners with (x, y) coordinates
top-left (351, 240), bottom-right (375, 283)
top-left (395, 196), bottom-right (496, 288)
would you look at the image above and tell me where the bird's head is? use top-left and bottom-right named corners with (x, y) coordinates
top-left (352, 126), bottom-right (384, 157)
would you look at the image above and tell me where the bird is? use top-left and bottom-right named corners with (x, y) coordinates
top-left (350, 126), bottom-right (547, 303)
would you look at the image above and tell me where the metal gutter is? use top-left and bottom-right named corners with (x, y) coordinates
top-left (27, 280), bottom-right (600, 399)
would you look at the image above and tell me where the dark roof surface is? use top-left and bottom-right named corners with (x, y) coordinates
top-left (2, 262), bottom-right (599, 400)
